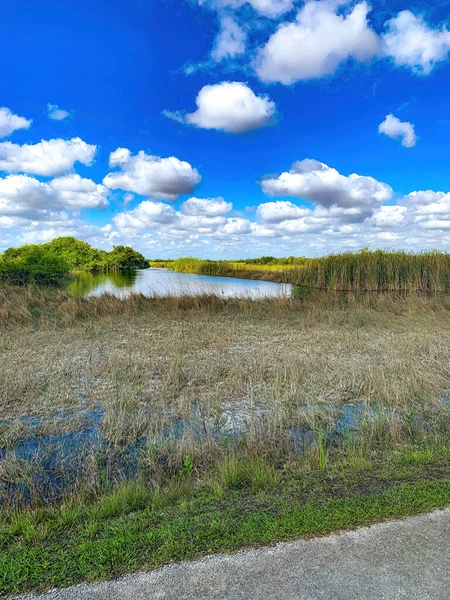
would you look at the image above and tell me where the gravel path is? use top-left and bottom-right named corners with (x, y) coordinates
top-left (17, 508), bottom-right (450, 600)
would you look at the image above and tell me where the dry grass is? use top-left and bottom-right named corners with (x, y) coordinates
top-left (2, 288), bottom-right (450, 418)
top-left (1, 285), bottom-right (449, 505)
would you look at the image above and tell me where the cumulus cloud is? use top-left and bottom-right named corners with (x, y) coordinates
top-left (49, 174), bottom-right (109, 209)
top-left (212, 16), bottom-right (247, 62)
top-left (201, 0), bottom-right (294, 18)
top-left (255, 1), bottom-right (380, 84)
top-left (370, 205), bottom-right (407, 227)
top-left (257, 200), bottom-right (310, 223)
top-left (378, 114), bottom-right (417, 148)
top-left (47, 104), bottom-right (70, 121)
top-left (0, 173), bottom-right (108, 219)
top-left (261, 159), bottom-right (393, 214)
top-left (0, 137), bottom-right (97, 176)
top-left (382, 10), bottom-right (450, 75)
top-left (18, 221), bottom-right (116, 246)
top-left (180, 196), bottom-right (232, 216)
top-left (0, 107), bottom-right (33, 139)
top-left (103, 149), bottom-right (201, 200)
top-left (114, 200), bottom-right (177, 231)
top-left (367, 191), bottom-right (450, 233)
top-left (221, 217), bottom-right (252, 234)
top-left (0, 170), bottom-right (114, 252)
top-left (107, 178), bottom-right (450, 258)
top-left (177, 214), bottom-right (227, 233)
top-left (165, 82), bottom-right (276, 133)
top-left (405, 190), bottom-right (450, 214)
top-left (114, 200), bottom-right (230, 236)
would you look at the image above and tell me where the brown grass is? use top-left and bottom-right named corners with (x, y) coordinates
top-left (1, 285), bottom-right (449, 505)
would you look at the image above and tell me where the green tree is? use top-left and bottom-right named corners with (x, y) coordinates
top-left (107, 245), bottom-right (148, 270)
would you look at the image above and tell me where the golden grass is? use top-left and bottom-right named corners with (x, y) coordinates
top-left (1, 285), bottom-right (449, 506)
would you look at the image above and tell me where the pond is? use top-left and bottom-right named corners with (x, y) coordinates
top-left (67, 268), bottom-right (292, 299)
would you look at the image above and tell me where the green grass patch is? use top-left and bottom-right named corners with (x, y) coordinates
top-left (0, 447), bottom-right (449, 597)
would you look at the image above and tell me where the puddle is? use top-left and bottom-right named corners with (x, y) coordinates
top-left (1, 399), bottom-right (448, 504)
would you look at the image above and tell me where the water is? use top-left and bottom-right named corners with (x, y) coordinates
top-left (67, 268), bottom-right (292, 299)
top-left (2, 398), bottom-right (448, 504)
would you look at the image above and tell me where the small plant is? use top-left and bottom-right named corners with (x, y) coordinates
top-left (244, 457), bottom-right (280, 490)
top-left (210, 481), bottom-right (225, 500)
top-left (177, 454), bottom-right (194, 479)
top-left (217, 457), bottom-right (245, 489)
top-left (97, 481), bottom-right (149, 518)
top-left (314, 430), bottom-right (328, 471)
top-left (396, 447), bottom-right (435, 467)
top-left (150, 486), bottom-right (168, 510)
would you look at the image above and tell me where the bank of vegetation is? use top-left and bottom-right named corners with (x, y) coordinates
top-left (0, 286), bottom-right (449, 595)
top-left (153, 249), bottom-right (450, 293)
top-left (0, 237), bottom-right (148, 286)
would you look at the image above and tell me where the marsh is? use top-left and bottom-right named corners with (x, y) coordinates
top-left (1, 286), bottom-right (449, 504)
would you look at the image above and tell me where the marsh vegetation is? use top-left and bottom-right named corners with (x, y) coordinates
top-left (1, 258), bottom-right (450, 595)
top-left (161, 249), bottom-right (450, 292)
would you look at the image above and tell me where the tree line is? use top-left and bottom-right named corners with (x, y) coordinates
top-left (0, 237), bottom-right (148, 285)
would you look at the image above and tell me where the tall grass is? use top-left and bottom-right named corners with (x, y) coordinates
top-left (292, 249), bottom-right (450, 292)
top-left (163, 250), bottom-right (450, 292)
top-left (168, 257), bottom-right (295, 283)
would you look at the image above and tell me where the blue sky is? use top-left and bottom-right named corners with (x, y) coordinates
top-left (2, 0), bottom-right (450, 258)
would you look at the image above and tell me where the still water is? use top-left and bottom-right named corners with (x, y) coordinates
top-left (67, 268), bottom-right (292, 299)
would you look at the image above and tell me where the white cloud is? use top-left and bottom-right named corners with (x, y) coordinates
top-left (370, 205), bottom-right (407, 227)
top-left (382, 10), bottom-right (450, 75)
top-left (0, 107), bottom-right (32, 139)
top-left (201, 0), bottom-right (294, 18)
top-left (261, 159), bottom-right (393, 213)
top-left (166, 82), bottom-right (276, 133)
top-left (103, 149), bottom-right (201, 200)
top-left (18, 221), bottom-right (116, 246)
top-left (255, 1), bottom-right (380, 84)
top-left (47, 104), bottom-right (70, 121)
top-left (0, 173), bottom-right (108, 219)
top-left (378, 114), bottom-right (417, 148)
top-left (0, 137), bottom-right (97, 176)
top-left (244, 0), bottom-right (294, 17)
top-left (114, 200), bottom-right (177, 231)
top-left (108, 180), bottom-right (450, 257)
top-left (212, 16), bottom-right (247, 62)
top-left (257, 200), bottom-right (310, 223)
top-left (181, 196), bottom-right (232, 216)
top-left (109, 147), bottom-right (131, 166)
top-left (49, 174), bottom-right (109, 209)
top-left (221, 217), bottom-right (252, 234)
top-left (403, 191), bottom-right (450, 217)
top-left (177, 214), bottom-right (227, 233)
top-left (368, 191), bottom-right (450, 233)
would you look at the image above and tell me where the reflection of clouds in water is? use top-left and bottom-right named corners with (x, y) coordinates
top-left (72, 268), bottom-right (291, 299)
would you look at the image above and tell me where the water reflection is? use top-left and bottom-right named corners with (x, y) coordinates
top-left (67, 271), bottom-right (138, 297)
top-left (68, 268), bottom-right (292, 299)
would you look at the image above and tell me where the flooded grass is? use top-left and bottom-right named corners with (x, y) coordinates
top-left (1, 285), bottom-right (449, 506)
top-left (0, 285), bottom-right (449, 595)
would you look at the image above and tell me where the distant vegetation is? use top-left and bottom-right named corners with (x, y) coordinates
top-left (0, 237), bottom-right (148, 285)
top-left (3, 239), bottom-right (450, 292)
top-left (154, 249), bottom-right (450, 293)
top-left (153, 256), bottom-right (299, 283)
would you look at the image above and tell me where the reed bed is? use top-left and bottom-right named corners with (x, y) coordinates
top-left (292, 249), bottom-right (450, 292)
top-left (162, 250), bottom-right (450, 292)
